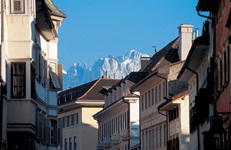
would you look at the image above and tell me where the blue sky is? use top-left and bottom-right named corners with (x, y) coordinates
top-left (53, 0), bottom-right (207, 70)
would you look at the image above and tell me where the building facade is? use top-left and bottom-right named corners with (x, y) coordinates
top-left (130, 24), bottom-right (194, 150)
top-left (2, 0), bottom-right (66, 149)
top-left (157, 61), bottom-right (190, 150)
top-left (93, 72), bottom-right (148, 150)
top-left (194, 0), bottom-right (231, 149)
top-left (58, 78), bottom-right (120, 150)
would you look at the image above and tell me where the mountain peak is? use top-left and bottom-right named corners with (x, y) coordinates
top-left (62, 50), bottom-right (149, 90)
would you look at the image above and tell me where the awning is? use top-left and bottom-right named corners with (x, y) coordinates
top-left (50, 70), bottom-right (61, 90)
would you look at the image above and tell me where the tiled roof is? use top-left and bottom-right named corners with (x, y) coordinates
top-left (58, 79), bottom-right (98, 99)
top-left (44, 0), bottom-right (67, 18)
top-left (124, 72), bottom-right (149, 83)
top-left (58, 78), bottom-right (120, 105)
top-left (79, 79), bottom-right (120, 100)
top-left (105, 72), bottom-right (149, 94)
top-left (143, 38), bottom-right (179, 73)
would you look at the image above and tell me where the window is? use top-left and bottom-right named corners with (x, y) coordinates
top-left (156, 127), bottom-right (158, 148)
top-left (69, 137), bottom-right (72, 150)
top-left (145, 92), bottom-right (147, 109)
top-left (43, 59), bottom-right (47, 87)
top-left (145, 131), bottom-right (148, 150)
top-left (152, 128), bottom-right (154, 149)
top-left (64, 139), bottom-right (67, 150)
top-left (71, 114), bottom-right (74, 126)
top-left (163, 81), bottom-right (166, 98)
top-left (63, 117), bottom-right (66, 128)
top-left (11, 0), bottom-right (25, 14)
top-left (159, 126), bottom-right (162, 147)
top-left (164, 124), bottom-right (167, 146)
top-left (151, 89), bottom-right (154, 105)
top-left (57, 119), bottom-right (62, 146)
top-left (169, 107), bottom-right (179, 122)
top-left (142, 132), bottom-right (144, 150)
top-left (148, 90), bottom-right (151, 107)
top-left (76, 113), bottom-right (79, 125)
top-left (158, 84), bottom-right (162, 102)
top-left (50, 120), bottom-right (57, 145)
top-left (31, 66), bottom-right (36, 99)
top-left (11, 62), bottom-right (26, 98)
top-left (74, 137), bottom-right (77, 150)
top-left (149, 130), bottom-right (151, 149)
top-left (155, 86), bottom-right (158, 104)
top-left (67, 116), bottom-right (70, 127)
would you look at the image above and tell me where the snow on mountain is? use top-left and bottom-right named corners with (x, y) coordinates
top-left (62, 50), bottom-right (149, 90)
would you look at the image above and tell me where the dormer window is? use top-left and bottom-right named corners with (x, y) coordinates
top-left (11, 0), bottom-right (25, 14)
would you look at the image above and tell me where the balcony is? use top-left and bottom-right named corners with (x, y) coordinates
top-left (97, 140), bottom-right (104, 150)
top-left (112, 133), bottom-right (121, 144)
top-left (121, 129), bottom-right (129, 140)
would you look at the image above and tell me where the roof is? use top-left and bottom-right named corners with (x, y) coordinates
top-left (143, 38), bottom-right (180, 73)
top-left (158, 90), bottom-right (188, 111)
top-left (58, 78), bottom-right (120, 105)
top-left (80, 79), bottom-right (120, 100)
top-left (44, 0), bottom-right (67, 18)
top-left (104, 72), bottom-right (149, 95)
top-left (36, 0), bottom-right (57, 40)
top-left (123, 72), bottom-right (149, 83)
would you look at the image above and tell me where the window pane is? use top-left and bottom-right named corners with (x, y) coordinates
top-left (12, 63), bottom-right (25, 98)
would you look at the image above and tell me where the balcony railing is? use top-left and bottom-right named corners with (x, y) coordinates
top-left (112, 133), bottom-right (121, 144)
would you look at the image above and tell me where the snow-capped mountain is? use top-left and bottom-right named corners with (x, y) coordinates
top-left (62, 50), bottom-right (149, 90)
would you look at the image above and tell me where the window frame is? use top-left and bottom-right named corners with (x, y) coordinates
top-left (11, 62), bottom-right (26, 98)
top-left (11, 0), bottom-right (25, 14)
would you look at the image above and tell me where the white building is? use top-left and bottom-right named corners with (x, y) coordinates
top-left (157, 62), bottom-right (190, 150)
top-left (131, 24), bottom-right (194, 150)
top-left (177, 22), bottom-right (211, 150)
top-left (94, 72), bottom-right (148, 150)
top-left (3, 0), bottom-right (66, 149)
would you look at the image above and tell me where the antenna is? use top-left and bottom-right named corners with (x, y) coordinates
top-left (152, 45), bottom-right (157, 53)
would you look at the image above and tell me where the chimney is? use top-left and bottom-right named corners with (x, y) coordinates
top-left (140, 57), bottom-right (151, 71)
top-left (178, 24), bottom-right (194, 61)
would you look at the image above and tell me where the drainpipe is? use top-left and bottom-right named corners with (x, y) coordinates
top-left (185, 66), bottom-right (200, 150)
top-left (156, 74), bottom-right (169, 145)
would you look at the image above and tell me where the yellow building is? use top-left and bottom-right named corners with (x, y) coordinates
top-left (58, 77), bottom-right (120, 150)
